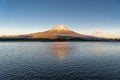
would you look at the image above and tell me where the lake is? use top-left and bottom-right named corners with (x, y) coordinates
top-left (0, 42), bottom-right (120, 80)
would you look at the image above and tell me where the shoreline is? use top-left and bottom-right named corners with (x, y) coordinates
top-left (0, 38), bottom-right (119, 42)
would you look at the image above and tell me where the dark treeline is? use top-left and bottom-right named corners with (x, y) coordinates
top-left (0, 38), bottom-right (120, 42)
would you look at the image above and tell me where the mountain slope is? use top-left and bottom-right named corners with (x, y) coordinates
top-left (27, 25), bottom-right (91, 39)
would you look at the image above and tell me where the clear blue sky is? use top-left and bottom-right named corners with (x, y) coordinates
top-left (0, 0), bottom-right (120, 35)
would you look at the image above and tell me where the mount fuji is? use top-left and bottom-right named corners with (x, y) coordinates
top-left (0, 25), bottom-right (111, 41)
top-left (26, 25), bottom-right (95, 39)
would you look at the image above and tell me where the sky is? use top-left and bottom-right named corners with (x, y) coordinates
top-left (0, 0), bottom-right (120, 38)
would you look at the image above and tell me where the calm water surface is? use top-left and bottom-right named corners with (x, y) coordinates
top-left (0, 42), bottom-right (120, 80)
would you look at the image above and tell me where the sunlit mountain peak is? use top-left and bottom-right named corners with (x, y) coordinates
top-left (50, 25), bottom-right (71, 32)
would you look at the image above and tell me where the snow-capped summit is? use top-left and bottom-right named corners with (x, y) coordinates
top-left (50, 25), bottom-right (71, 32)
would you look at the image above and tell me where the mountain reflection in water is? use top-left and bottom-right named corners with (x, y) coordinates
top-left (50, 42), bottom-right (71, 60)
top-left (94, 42), bottom-right (101, 56)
